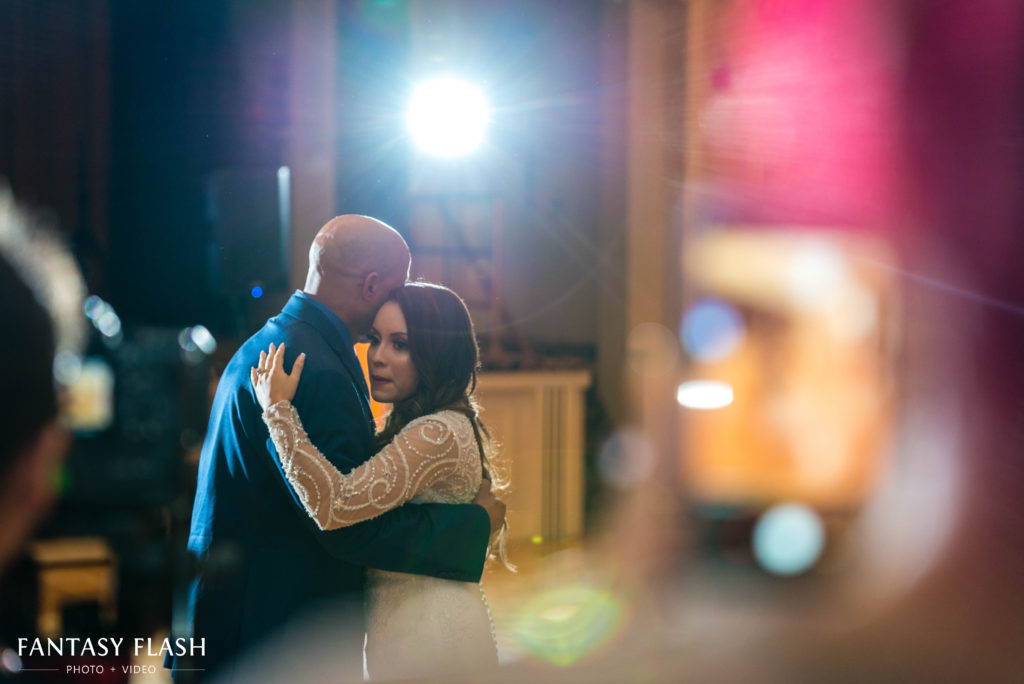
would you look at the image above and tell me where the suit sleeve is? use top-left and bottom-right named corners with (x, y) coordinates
top-left (265, 365), bottom-right (491, 582)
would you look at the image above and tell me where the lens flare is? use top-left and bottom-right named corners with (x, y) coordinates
top-left (513, 585), bottom-right (625, 666)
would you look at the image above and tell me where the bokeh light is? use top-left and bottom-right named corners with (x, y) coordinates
top-left (83, 294), bottom-right (122, 340)
top-left (596, 429), bottom-right (656, 490)
top-left (62, 358), bottom-right (115, 432)
top-left (785, 241), bottom-right (849, 312)
top-left (96, 310), bottom-right (121, 338)
top-left (626, 322), bottom-right (680, 376)
top-left (676, 380), bottom-right (734, 410)
top-left (189, 325), bottom-right (217, 354)
top-left (52, 349), bottom-right (83, 386)
top-left (82, 294), bottom-right (106, 320)
top-left (0, 648), bottom-right (22, 674)
top-left (752, 502), bottom-right (825, 576)
top-left (178, 325), bottom-right (218, 364)
top-left (406, 78), bottom-right (489, 157)
top-left (681, 298), bottom-right (746, 363)
top-left (251, 285), bottom-right (264, 299)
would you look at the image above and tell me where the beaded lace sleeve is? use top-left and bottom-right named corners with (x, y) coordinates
top-left (262, 400), bottom-right (464, 531)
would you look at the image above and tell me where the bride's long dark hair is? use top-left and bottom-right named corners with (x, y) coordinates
top-left (373, 281), bottom-right (511, 568)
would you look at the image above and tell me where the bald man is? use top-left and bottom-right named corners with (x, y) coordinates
top-left (171, 216), bottom-right (498, 682)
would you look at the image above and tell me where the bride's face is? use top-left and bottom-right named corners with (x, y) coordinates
top-left (366, 300), bottom-right (419, 403)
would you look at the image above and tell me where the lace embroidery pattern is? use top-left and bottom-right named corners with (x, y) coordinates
top-left (262, 402), bottom-right (498, 673)
top-left (262, 402), bottom-right (481, 530)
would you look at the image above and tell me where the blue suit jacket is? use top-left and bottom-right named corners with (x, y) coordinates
top-left (169, 293), bottom-right (491, 681)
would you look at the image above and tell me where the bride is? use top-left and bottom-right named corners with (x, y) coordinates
top-left (250, 281), bottom-right (510, 680)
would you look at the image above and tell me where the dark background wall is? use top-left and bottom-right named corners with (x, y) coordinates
top-left (1, 0), bottom-right (612, 350)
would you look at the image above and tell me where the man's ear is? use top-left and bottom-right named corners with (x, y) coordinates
top-left (361, 272), bottom-right (381, 301)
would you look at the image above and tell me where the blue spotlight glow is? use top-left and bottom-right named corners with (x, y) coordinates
top-left (251, 286), bottom-right (264, 299)
top-left (682, 299), bottom-right (745, 363)
top-left (406, 78), bottom-right (489, 157)
top-left (752, 502), bottom-right (826, 576)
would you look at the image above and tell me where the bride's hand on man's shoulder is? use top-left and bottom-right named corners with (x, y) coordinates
top-left (250, 342), bottom-right (306, 410)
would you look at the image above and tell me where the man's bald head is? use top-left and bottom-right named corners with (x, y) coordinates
top-left (307, 215), bottom-right (409, 283)
top-left (304, 215), bottom-right (411, 335)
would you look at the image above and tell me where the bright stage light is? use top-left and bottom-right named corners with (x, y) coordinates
top-left (676, 380), bottom-right (734, 410)
top-left (406, 78), bottom-right (489, 157)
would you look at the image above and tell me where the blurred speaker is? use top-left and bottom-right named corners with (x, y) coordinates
top-left (206, 166), bottom-right (291, 297)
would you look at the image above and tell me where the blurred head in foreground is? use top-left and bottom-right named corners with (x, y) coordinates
top-left (0, 189), bottom-right (84, 571)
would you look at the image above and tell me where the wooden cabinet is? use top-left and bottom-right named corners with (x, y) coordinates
top-left (474, 371), bottom-right (591, 545)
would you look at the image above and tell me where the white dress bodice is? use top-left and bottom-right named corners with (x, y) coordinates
top-left (261, 404), bottom-right (498, 680)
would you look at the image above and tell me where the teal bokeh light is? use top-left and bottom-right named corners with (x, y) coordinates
top-left (752, 502), bottom-right (826, 576)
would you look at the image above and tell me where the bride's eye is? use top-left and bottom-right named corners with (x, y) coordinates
top-left (367, 334), bottom-right (380, 346)
top-left (393, 339), bottom-right (408, 351)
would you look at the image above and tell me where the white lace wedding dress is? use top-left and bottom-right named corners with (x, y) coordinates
top-left (262, 402), bottom-right (499, 680)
